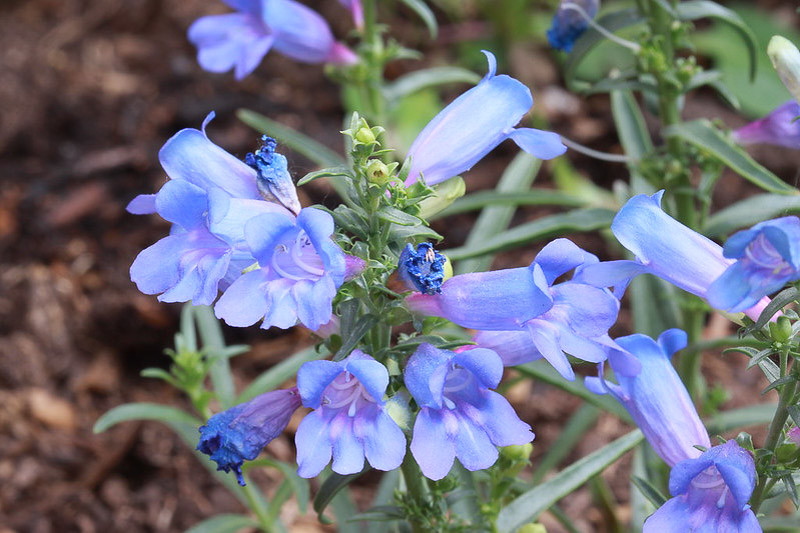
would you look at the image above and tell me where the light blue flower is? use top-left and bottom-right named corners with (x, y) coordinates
top-left (644, 441), bottom-right (761, 533)
top-left (547, 0), bottom-right (600, 52)
top-left (585, 329), bottom-right (710, 467)
top-left (733, 100), bottom-right (800, 149)
top-left (404, 51), bottom-right (566, 187)
top-left (214, 207), bottom-right (346, 331)
top-left (707, 216), bottom-right (800, 313)
top-left (188, 0), bottom-right (357, 80)
top-left (578, 191), bottom-right (771, 320)
top-left (294, 350), bottom-right (406, 478)
top-left (197, 387), bottom-right (302, 485)
top-left (404, 344), bottom-right (533, 480)
top-left (397, 242), bottom-right (447, 295)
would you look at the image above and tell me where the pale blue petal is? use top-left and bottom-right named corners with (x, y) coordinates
top-left (329, 412), bottom-right (364, 475)
top-left (643, 497), bottom-right (689, 533)
top-left (266, 0), bottom-right (337, 63)
top-left (261, 278), bottom-right (299, 329)
top-left (657, 328), bottom-right (688, 358)
top-left (346, 358), bottom-right (389, 405)
top-left (453, 410), bottom-right (498, 472)
top-left (356, 404), bottom-right (406, 471)
top-left (126, 194), bottom-right (157, 215)
top-left (243, 212), bottom-right (297, 264)
top-left (297, 360), bottom-right (345, 409)
top-left (130, 234), bottom-right (191, 296)
top-left (295, 410), bottom-right (333, 478)
top-left (411, 408), bottom-right (456, 480)
top-left (453, 348), bottom-right (503, 390)
top-left (214, 270), bottom-right (270, 327)
top-left (403, 343), bottom-right (451, 409)
top-left (470, 390), bottom-right (533, 446)
top-left (527, 319), bottom-right (574, 381)
top-left (508, 128), bottom-right (567, 160)
top-left (534, 238), bottom-right (597, 285)
top-left (154, 179), bottom-right (208, 230)
top-left (473, 329), bottom-right (542, 366)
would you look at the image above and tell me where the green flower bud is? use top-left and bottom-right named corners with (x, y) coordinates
top-left (355, 126), bottom-right (377, 145)
top-left (442, 254), bottom-right (453, 283)
top-left (500, 443), bottom-right (533, 462)
top-left (776, 442), bottom-right (797, 463)
top-left (517, 524), bottom-right (547, 533)
top-left (366, 159), bottom-right (391, 185)
top-left (416, 176), bottom-right (466, 219)
top-left (768, 36), bottom-right (800, 104)
top-left (769, 316), bottom-right (793, 343)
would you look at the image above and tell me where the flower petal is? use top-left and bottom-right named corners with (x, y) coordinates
top-left (508, 128), bottom-right (567, 160)
top-left (295, 410), bottom-right (334, 478)
top-left (411, 408), bottom-right (456, 480)
top-left (214, 269), bottom-right (270, 327)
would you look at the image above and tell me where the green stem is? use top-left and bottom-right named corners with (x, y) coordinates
top-left (361, 0), bottom-right (386, 126)
top-left (400, 453), bottom-right (431, 533)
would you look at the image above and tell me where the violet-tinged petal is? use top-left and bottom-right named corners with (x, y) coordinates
top-left (469, 390), bottom-right (535, 446)
top-left (403, 343), bottom-right (451, 409)
top-left (154, 179), bottom-right (209, 230)
top-left (295, 410), bottom-right (334, 478)
top-left (452, 408), bottom-right (500, 472)
top-left (473, 329), bottom-right (543, 366)
top-left (213, 269), bottom-right (271, 327)
top-left (453, 348), bottom-right (504, 390)
top-left (789, 426), bottom-right (800, 445)
top-left (188, 13), bottom-right (274, 80)
top-left (244, 212), bottom-right (297, 264)
top-left (338, 0), bottom-right (364, 28)
top-left (329, 412), bottom-right (365, 474)
top-left (261, 277), bottom-right (299, 329)
top-left (411, 408), bottom-right (457, 480)
top-left (733, 100), bottom-right (800, 149)
top-left (297, 359), bottom-right (346, 409)
top-left (126, 193), bottom-right (157, 215)
top-left (130, 234), bottom-right (194, 297)
top-left (527, 318), bottom-right (575, 380)
top-left (266, 0), bottom-right (355, 64)
top-left (507, 128), bottom-right (567, 160)
top-left (345, 355), bottom-right (390, 405)
top-left (535, 237), bottom-right (599, 285)
top-left (355, 403), bottom-right (406, 472)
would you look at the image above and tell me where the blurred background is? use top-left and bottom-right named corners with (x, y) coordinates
top-left (1, 0), bottom-right (799, 531)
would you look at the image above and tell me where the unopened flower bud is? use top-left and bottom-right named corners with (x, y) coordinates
top-left (500, 443), bottom-right (533, 462)
top-left (769, 36), bottom-right (800, 104)
top-left (366, 159), bottom-right (391, 185)
top-left (517, 524), bottom-right (547, 533)
top-left (356, 126), bottom-right (377, 145)
top-left (417, 177), bottom-right (466, 220)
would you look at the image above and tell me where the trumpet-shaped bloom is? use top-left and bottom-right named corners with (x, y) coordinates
top-left (578, 191), bottom-right (771, 320)
top-left (338, 0), bottom-right (364, 28)
top-left (644, 441), bottom-right (760, 533)
top-left (197, 387), bottom-right (302, 485)
top-left (404, 344), bottom-right (534, 480)
top-left (708, 216), bottom-right (800, 312)
top-left (188, 0), bottom-right (357, 80)
top-left (294, 350), bottom-right (406, 478)
top-left (585, 329), bottom-right (710, 467)
top-left (214, 207), bottom-right (346, 331)
top-left (404, 51), bottom-right (566, 187)
top-left (547, 0), bottom-right (600, 52)
top-left (397, 242), bottom-right (447, 294)
top-left (245, 135), bottom-right (302, 214)
top-left (732, 101), bottom-right (800, 149)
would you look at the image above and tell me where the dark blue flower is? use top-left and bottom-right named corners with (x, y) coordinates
top-left (547, 0), bottom-right (600, 53)
top-left (245, 135), bottom-right (301, 214)
top-left (404, 344), bottom-right (533, 480)
top-left (197, 387), bottom-right (302, 485)
top-left (398, 242), bottom-right (447, 295)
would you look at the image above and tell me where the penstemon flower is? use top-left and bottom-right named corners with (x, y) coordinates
top-left (732, 101), bottom-right (800, 149)
top-left (294, 350), bottom-right (406, 478)
top-left (397, 242), bottom-right (448, 295)
top-left (188, 0), bottom-right (357, 80)
top-left (547, 0), bottom-right (600, 52)
top-left (404, 51), bottom-right (566, 187)
top-left (338, 0), bottom-right (364, 29)
top-left (404, 344), bottom-right (534, 480)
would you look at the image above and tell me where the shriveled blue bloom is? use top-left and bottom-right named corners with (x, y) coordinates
top-left (404, 344), bottom-right (534, 480)
top-left (645, 441), bottom-right (760, 533)
top-left (197, 387), bottom-right (302, 485)
top-left (733, 100), bottom-right (800, 149)
top-left (214, 207), bottom-right (346, 331)
top-left (578, 191), bottom-right (771, 320)
top-left (547, 0), bottom-right (600, 52)
top-left (188, 0), bottom-right (357, 81)
top-left (398, 242), bottom-right (447, 294)
top-left (404, 51), bottom-right (566, 187)
top-left (708, 216), bottom-right (800, 312)
top-left (338, 0), bottom-right (363, 28)
top-left (410, 239), bottom-right (631, 381)
top-left (245, 135), bottom-right (301, 214)
top-left (585, 329), bottom-right (710, 467)
top-left (294, 350), bottom-right (406, 478)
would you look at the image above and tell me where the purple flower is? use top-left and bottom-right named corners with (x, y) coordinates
top-left (707, 216), bottom-right (800, 313)
top-left (294, 350), bottom-right (406, 478)
top-left (197, 387), bottom-right (302, 485)
top-left (585, 329), bottom-right (710, 467)
top-left (788, 426), bottom-right (800, 445)
top-left (397, 242), bottom-right (447, 295)
top-left (188, 0), bottom-right (357, 81)
top-left (214, 207), bottom-right (347, 331)
top-left (404, 51), bottom-right (566, 187)
top-left (338, 0), bottom-right (364, 29)
top-left (547, 0), bottom-right (600, 52)
top-left (733, 100), bottom-right (800, 149)
top-left (404, 344), bottom-right (534, 480)
top-left (578, 191), bottom-right (771, 320)
top-left (644, 441), bottom-right (761, 533)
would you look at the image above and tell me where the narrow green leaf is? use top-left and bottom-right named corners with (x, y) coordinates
top-left (676, 1), bottom-right (758, 80)
top-left (446, 208), bottom-right (615, 261)
top-left (314, 471), bottom-right (366, 522)
top-left (367, 471), bottom-right (401, 533)
top-left (746, 348), bottom-right (776, 370)
top-left (758, 358), bottom-right (781, 385)
top-left (496, 430), bottom-right (643, 532)
top-left (140, 368), bottom-right (177, 386)
top-left (194, 304), bottom-right (236, 409)
top-left (687, 70), bottom-right (740, 109)
top-left (746, 287), bottom-right (800, 334)
top-left (664, 120), bottom-right (796, 194)
top-left (93, 403), bottom-right (202, 433)
top-left (705, 194), bottom-right (800, 237)
top-left (377, 206), bottom-right (424, 226)
top-left (531, 404), bottom-right (600, 484)
top-left (387, 222), bottom-right (443, 242)
top-left (433, 189), bottom-right (585, 219)
top-left (762, 375), bottom-right (796, 395)
top-left (610, 89), bottom-right (654, 193)
top-left (383, 67), bottom-right (479, 102)
top-left (705, 403), bottom-right (778, 433)
top-left (237, 346), bottom-right (327, 403)
top-left (237, 109), bottom-right (345, 168)
top-left (631, 476), bottom-right (668, 507)
top-left (185, 514), bottom-right (258, 533)
top-left (298, 167), bottom-right (352, 186)
top-left (580, 77), bottom-right (656, 96)
top-left (335, 315), bottom-right (379, 361)
top-left (398, 0), bottom-right (437, 38)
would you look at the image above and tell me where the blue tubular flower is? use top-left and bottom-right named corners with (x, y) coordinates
top-left (578, 191), bottom-right (771, 320)
top-left (214, 207), bottom-right (346, 331)
top-left (338, 0), bottom-right (364, 29)
top-left (398, 242), bottom-right (447, 294)
top-left (547, 0), bottom-right (600, 52)
top-left (197, 387), bottom-right (302, 486)
top-left (404, 344), bottom-right (534, 480)
top-left (707, 216), bottom-right (800, 312)
top-left (404, 51), bottom-right (566, 187)
top-left (585, 329), bottom-right (711, 467)
top-left (188, 0), bottom-right (357, 81)
top-left (733, 101), bottom-right (800, 149)
top-left (294, 350), bottom-right (406, 478)
top-left (644, 441), bottom-right (761, 533)
top-left (245, 135), bottom-right (301, 214)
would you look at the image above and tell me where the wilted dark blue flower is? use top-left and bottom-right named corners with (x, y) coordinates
top-left (197, 387), bottom-right (302, 485)
top-left (579, 191), bottom-right (771, 320)
top-left (294, 350), bottom-right (406, 478)
top-left (644, 441), bottom-right (760, 532)
top-left (245, 135), bottom-right (301, 214)
top-left (707, 216), bottom-right (800, 312)
top-left (398, 242), bottom-right (447, 294)
top-left (404, 344), bottom-right (533, 480)
top-left (585, 329), bottom-right (710, 467)
top-left (404, 51), bottom-right (566, 187)
top-left (733, 100), bottom-right (800, 149)
top-left (188, 0), bottom-right (357, 80)
top-left (214, 207), bottom-right (347, 331)
top-left (547, 0), bottom-right (600, 52)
